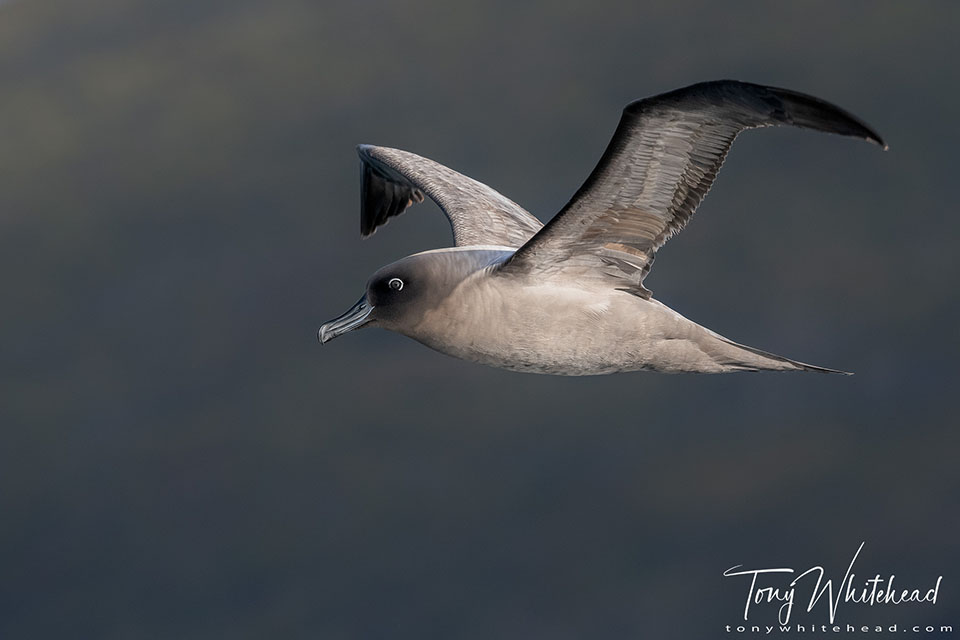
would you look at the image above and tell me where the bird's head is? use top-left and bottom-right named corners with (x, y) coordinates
top-left (317, 248), bottom-right (510, 344)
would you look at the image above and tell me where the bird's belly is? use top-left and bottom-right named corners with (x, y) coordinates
top-left (408, 282), bottom-right (708, 375)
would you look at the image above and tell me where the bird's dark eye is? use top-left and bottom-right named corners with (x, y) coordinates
top-left (388, 277), bottom-right (404, 291)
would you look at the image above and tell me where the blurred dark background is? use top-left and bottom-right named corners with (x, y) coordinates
top-left (1, 1), bottom-right (957, 638)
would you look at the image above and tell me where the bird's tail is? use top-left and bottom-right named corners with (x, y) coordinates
top-left (712, 335), bottom-right (852, 375)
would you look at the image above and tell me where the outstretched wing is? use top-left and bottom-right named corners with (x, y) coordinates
top-left (358, 144), bottom-right (543, 248)
top-left (499, 80), bottom-right (885, 297)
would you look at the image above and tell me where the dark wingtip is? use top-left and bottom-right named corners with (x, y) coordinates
top-left (760, 83), bottom-right (886, 150)
top-left (355, 143), bottom-right (426, 239)
top-left (655, 81), bottom-right (888, 151)
top-left (860, 128), bottom-right (886, 149)
top-left (860, 126), bottom-right (887, 150)
top-left (359, 202), bottom-right (386, 239)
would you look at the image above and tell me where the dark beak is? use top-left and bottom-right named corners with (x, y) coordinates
top-left (318, 296), bottom-right (373, 344)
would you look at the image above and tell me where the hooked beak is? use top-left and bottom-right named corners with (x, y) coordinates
top-left (318, 296), bottom-right (374, 344)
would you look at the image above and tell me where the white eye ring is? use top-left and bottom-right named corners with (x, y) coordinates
top-left (388, 277), bottom-right (404, 291)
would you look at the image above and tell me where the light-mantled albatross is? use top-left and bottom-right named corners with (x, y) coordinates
top-left (318, 80), bottom-right (885, 375)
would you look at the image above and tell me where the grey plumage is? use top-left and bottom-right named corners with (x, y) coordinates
top-left (500, 81), bottom-right (885, 298)
top-left (320, 80), bottom-right (884, 375)
top-left (358, 144), bottom-right (543, 247)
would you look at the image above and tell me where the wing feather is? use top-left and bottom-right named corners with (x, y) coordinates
top-left (500, 80), bottom-right (885, 296)
top-left (358, 145), bottom-right (543, 248)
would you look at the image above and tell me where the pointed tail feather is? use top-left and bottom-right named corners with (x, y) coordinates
top-left (717, 336), bottom-right (853, 375)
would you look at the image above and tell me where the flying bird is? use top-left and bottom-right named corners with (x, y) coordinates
top-left (318, 80), bottom-right (885, 375)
